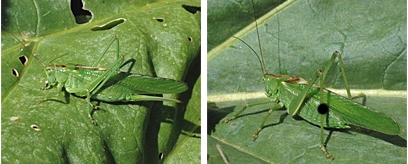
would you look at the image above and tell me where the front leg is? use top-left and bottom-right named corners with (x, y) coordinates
top-left (37, 82), bottom-right (65, 104)
top-left (40, 81), bottom-right (51, 90)
top-left (66, 87), bottom-right (99, 125)
top-left (86, 89), bottom-right (98, 125)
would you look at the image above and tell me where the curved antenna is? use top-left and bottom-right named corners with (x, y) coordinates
top-left (45, 53), bottom-right (69, 66)
top-left (233, 36), bottom-right (266, 75)
top-left (233, 0), bottom-right (268, 75)
top-left (2, 24), bottom-right (46, 67)
top-left (250, 0), bottom-right (268, 75)
top-left (277, 14), bottom-right (281, 75)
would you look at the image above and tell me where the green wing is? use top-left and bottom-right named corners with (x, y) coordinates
top-left (70, 67), bottom-right (188, 94)
top-left (107, 72), bottom-right (188, 94)
top-left (324, 90), bottom-right (401, 135)
top-left (281, 82), bottom-right (401, 135)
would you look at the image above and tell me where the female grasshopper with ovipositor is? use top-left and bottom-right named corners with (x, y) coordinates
top-left (3, 28), bottom-right (188, 125)
top-left (219, 0), bottom-right (403, 159)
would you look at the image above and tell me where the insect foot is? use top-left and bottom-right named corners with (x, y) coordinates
top-left (252, 128), bottom-right (262, 141)
top-left (89, 114), bottom-right (97, 125)
top-left (40, 81), bottom-right (50, 91)
top-left (222, 117), bottom-right (235, 123)
top-left (88, 105), bottom-right (102, 125)
top-left (36, 97), bottom-right (50, 104)
top-left (320, 145), bottom-right (334, 160)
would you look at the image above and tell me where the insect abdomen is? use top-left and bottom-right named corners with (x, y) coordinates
top-left (279, 82), bottom-right (350, 129)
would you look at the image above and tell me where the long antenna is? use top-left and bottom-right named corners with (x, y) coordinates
top-left (233, 36), bottom-right (265, 74)
top-left (2, 24), bottom-right (46, 67)
top-left (251, 0), bottom-right (268, 75)
top-left (45, 53), bottom-right (69, 66)
top-left (234, 0), bottom-right (268, 75)
top-left (277, 14), bottom-right (281, 75)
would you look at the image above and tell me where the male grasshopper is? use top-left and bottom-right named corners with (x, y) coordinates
top-left (221, 0), bottom-right (402, 159)
top-left (4, 28), bottom-right (188, 125)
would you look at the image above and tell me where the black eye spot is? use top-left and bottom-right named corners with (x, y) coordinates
top-left (318, 103), bottom-right (329, 114)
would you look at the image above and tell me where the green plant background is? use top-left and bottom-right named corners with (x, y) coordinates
top-left (208, 0), bottom-right (406, 163)
top-left (2, 0), bottom-right (201, 163)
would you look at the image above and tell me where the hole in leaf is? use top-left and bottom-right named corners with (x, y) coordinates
top-left (159, 152), bottom-right (164, 160)
top-left (31, 124), bottom-right (40, 131)
top-left (70, 0), bottom-right (93, 24)
top-left (19, 55), bottom-right (28, 65)
top-left (154, 17), bottom-right (164, 22)
top-left (188, 37), bottom-right (193, 42)
top-left (182, 5), bottom-right (200, 14)
top-left (90, 18), bottom-right (126, 31)
top-left (12, 69), bottom-right (19, 77)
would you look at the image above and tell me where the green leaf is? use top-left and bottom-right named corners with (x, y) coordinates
top-left (165, 76), bottom-right (201, 163)
top-left (209, 97), bottom-right (406, 163)
top-left (208, 0), bottom-right (406, 93)
top-left (2, 0), bottom-right (200, 163)
top-left (208, 0), bottom-right (406, 163)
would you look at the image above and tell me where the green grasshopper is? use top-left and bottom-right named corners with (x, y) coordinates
top-left (5, 29), bottom-right (188, 125)
top-left (222, 1), bottom-right (401, 159)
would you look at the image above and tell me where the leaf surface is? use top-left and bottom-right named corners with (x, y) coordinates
top-left (2, 0), bottom-right (201, 163)
top-left (208, 0), bottom-right (406, 163)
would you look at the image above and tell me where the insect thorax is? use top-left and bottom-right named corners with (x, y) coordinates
top-left (263, 74), bottom-right (285, 102)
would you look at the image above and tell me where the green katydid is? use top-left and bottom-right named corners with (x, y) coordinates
top-left (4, 28), bottom-right (188, 125)
top-left (222, 0), bottom-right (401, 159)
